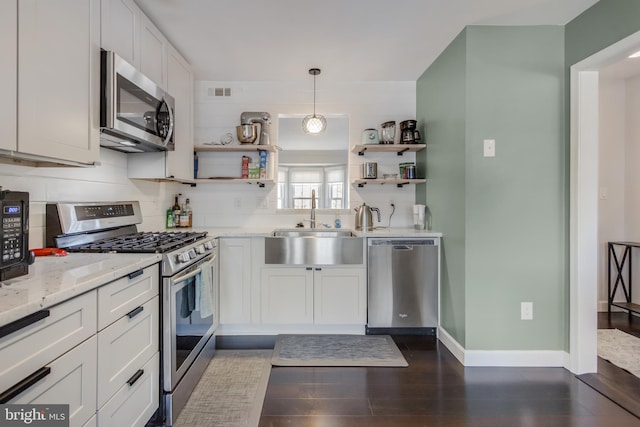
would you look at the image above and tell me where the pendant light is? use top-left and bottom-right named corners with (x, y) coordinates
top-left (302, 68), bottom-right (327, 134)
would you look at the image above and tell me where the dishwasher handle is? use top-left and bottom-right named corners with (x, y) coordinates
top-left (369, 239), bottom-right (437, 247)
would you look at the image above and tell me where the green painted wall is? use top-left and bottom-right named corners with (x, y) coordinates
top-left (416, 0), bottom-right (640, 353)
top-left (417, 26), bottom-right (565, 350)
top-left (566, 0), bottom-right (640, 68)
top-left (416, 30), bottom-right (467, 345)
top-left (464, 26), bottom-right (565, 349)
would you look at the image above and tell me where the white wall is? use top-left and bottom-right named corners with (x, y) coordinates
top-left (625, 76), bottom-right (640, 241)
top-left (0, 148), bottom-right (177, 248)
top-left (626, 75), bottom-right (640, 306)
top-left (598, 73), bottom-right (640, 309)
top-left (182, 80), bottom-right (418, 229)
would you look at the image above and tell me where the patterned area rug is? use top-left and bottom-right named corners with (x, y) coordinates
top-left (598, 329), bottom-right (640, 377)
top-left (272, 334), bottom-right (408, 367)
top-left (174, 349), bottom-right (272, 427)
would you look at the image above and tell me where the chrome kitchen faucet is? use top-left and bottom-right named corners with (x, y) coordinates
top-left (310, 189), bottom-right (316, 228)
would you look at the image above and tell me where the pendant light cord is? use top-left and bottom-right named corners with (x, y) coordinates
top-left (313, 73), bottom-right (317, 116)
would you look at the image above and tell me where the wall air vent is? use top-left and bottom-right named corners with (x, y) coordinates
top-left (208, 87), bottom-right (232, 97)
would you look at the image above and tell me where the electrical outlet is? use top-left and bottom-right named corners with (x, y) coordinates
top-left (521, 302), bottom-right (533, 320)
top-left (256, 197), bottom-right (268, 210)
top-left (484, 139), bottom-right (496, 157)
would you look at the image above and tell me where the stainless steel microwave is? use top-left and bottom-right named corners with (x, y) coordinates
top-left (100, 50), bottom-right (175, 153)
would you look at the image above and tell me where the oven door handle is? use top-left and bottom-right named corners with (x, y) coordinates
top-left (170, 254), bottom-right (215, 285)
top-left (172, 267), bottom-right (202, 285)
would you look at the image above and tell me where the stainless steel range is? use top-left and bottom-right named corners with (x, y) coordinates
top-left (46, 201), bottom-right (217, 426)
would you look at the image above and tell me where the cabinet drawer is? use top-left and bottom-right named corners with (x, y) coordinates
top-left (98, 264), bottom-right (159, 330)
top-left (6, 336), bottom-right (98, 427)
top-left (97, 352), bottom-right (159, 427)
top-left (0, 291), bottom-right (97, 395)
top-left (97, 296), bottom-right (158, 408)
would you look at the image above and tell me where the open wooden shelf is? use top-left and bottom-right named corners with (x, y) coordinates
top-left (352, 178), bottom-right (426, 188)
top-left (351, 144), bottom-right (426, 156)
top-left (192, 178), bottom-right (274, 188)
top-left (194, 145), bottom-right (277, 152)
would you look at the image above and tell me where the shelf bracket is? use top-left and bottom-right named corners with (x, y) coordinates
top-left (357, 148), bottom-right (366, 156)
top-left (397, 181), bottom-right (410, 188)
top-left (258, 182), bottom-right (265, 188)
top-left (397, 148), bottom-right (410, 156)
top-left (357, 182), bottom-right (366, 188)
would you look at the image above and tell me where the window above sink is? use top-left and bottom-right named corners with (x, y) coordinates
top-left (276, 114), bottom-right (349, 211)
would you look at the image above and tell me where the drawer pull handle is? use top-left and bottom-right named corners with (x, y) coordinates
top-left (0, 310), bottom-right (50, 340)
top-left (126, 369), bottom-right (144, 387)
top-left (127, 306), bottom-right (144, 319)
top-left (128, 269), bottom-right (144, 280)
top-left (305, 267), bottom-right (312, 271)
top-left (0, 367), bottom-right (51, 403)
top-left (315, 267), bottom-right (322, 271)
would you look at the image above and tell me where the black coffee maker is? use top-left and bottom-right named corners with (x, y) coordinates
top-left (399, 120), bottom-right (421, 144)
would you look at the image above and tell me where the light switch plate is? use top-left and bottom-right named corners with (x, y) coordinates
top-left (484, 139), bottom-right (496, 157)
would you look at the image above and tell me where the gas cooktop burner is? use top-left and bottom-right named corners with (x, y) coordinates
top-left (67, 231), bottom-right (208, 254)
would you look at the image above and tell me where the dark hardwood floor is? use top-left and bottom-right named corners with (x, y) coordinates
top-left (259, 335), bottom-right (640, 426)
top-left (575, 312), bottom-right (640, 420)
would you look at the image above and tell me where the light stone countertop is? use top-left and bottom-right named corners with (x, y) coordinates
top-left (198, 227), bottom-right (443, 238)
top-left (0, 253), bottom-right (161, 328)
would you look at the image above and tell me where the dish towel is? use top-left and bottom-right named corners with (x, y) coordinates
top-left (198, 263), bottom-right (214, 319)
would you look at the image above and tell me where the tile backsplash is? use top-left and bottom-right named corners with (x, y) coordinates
top-left (2, 78), bottom-right (421, 248)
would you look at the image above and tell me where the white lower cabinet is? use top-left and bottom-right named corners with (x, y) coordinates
top-left (219, 238), bottom-right (253, 324)
top-left (97, 296), bottom-right (158, 408)
top-left (261, 267), bottom-right (314, 324)
top-left (0, 290), bottom-right (97, 397)
top-left (96, 267), bottom-right (159, 427)
top-left (8, 336), bottom-right (98, 427)
top-left (314, 267), bottom-right (367, 324)
top-left (97, 352), bottom-right (159, 427)
top-left (0, 263), bottom-right (160, 427)
top-left (261, 266), bottom-right (366, 325)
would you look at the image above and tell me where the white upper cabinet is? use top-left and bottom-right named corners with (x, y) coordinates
top-left (139, 13), bottom-right (168, 89)
top-left (101, 0), bottom-right (167, 90)
top-left (0, 0), bottom-right (17, 152)
top-left (100, 0), bottom-right (140, 68)
top-left (165, 44), bottom-right (194, 180)
top-left (0, 0), bottom-right (100, 166)
top-left (127, 43), bottom-right (193, 181)
top-left (102, 0), bottom-right (193, 181)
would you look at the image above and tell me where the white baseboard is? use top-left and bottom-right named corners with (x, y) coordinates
top-left (438, 326), bottom-right (568, 367)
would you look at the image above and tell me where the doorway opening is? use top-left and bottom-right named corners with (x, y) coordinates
top-left (570, 30), bottom-right (640, 374)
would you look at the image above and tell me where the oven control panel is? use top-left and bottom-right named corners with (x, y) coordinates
top-left (163, 237), bottom-right (217, 277)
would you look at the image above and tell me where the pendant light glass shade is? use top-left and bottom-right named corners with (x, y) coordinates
top-left (302, 115), bottom-right (326, 134)
top-left (303, 68), bottom-right (326, 134)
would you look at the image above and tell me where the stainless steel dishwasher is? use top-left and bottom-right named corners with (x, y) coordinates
top-left (367, 237), bottom-right (439, 334)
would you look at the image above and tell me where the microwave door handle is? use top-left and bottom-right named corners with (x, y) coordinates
top-left (161, 98), bottom-right (174, 147)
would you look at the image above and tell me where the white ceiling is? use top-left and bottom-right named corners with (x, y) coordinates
top-left (136, 0), bottom-right (598, 83)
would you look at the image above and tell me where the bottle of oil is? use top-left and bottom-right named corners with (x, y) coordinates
top-left (179, 198), bottom-right (190, 228)
top-left (172, 194), bottom-right (181, 228)
top-left (184, 198), bottom-right (193, 228)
